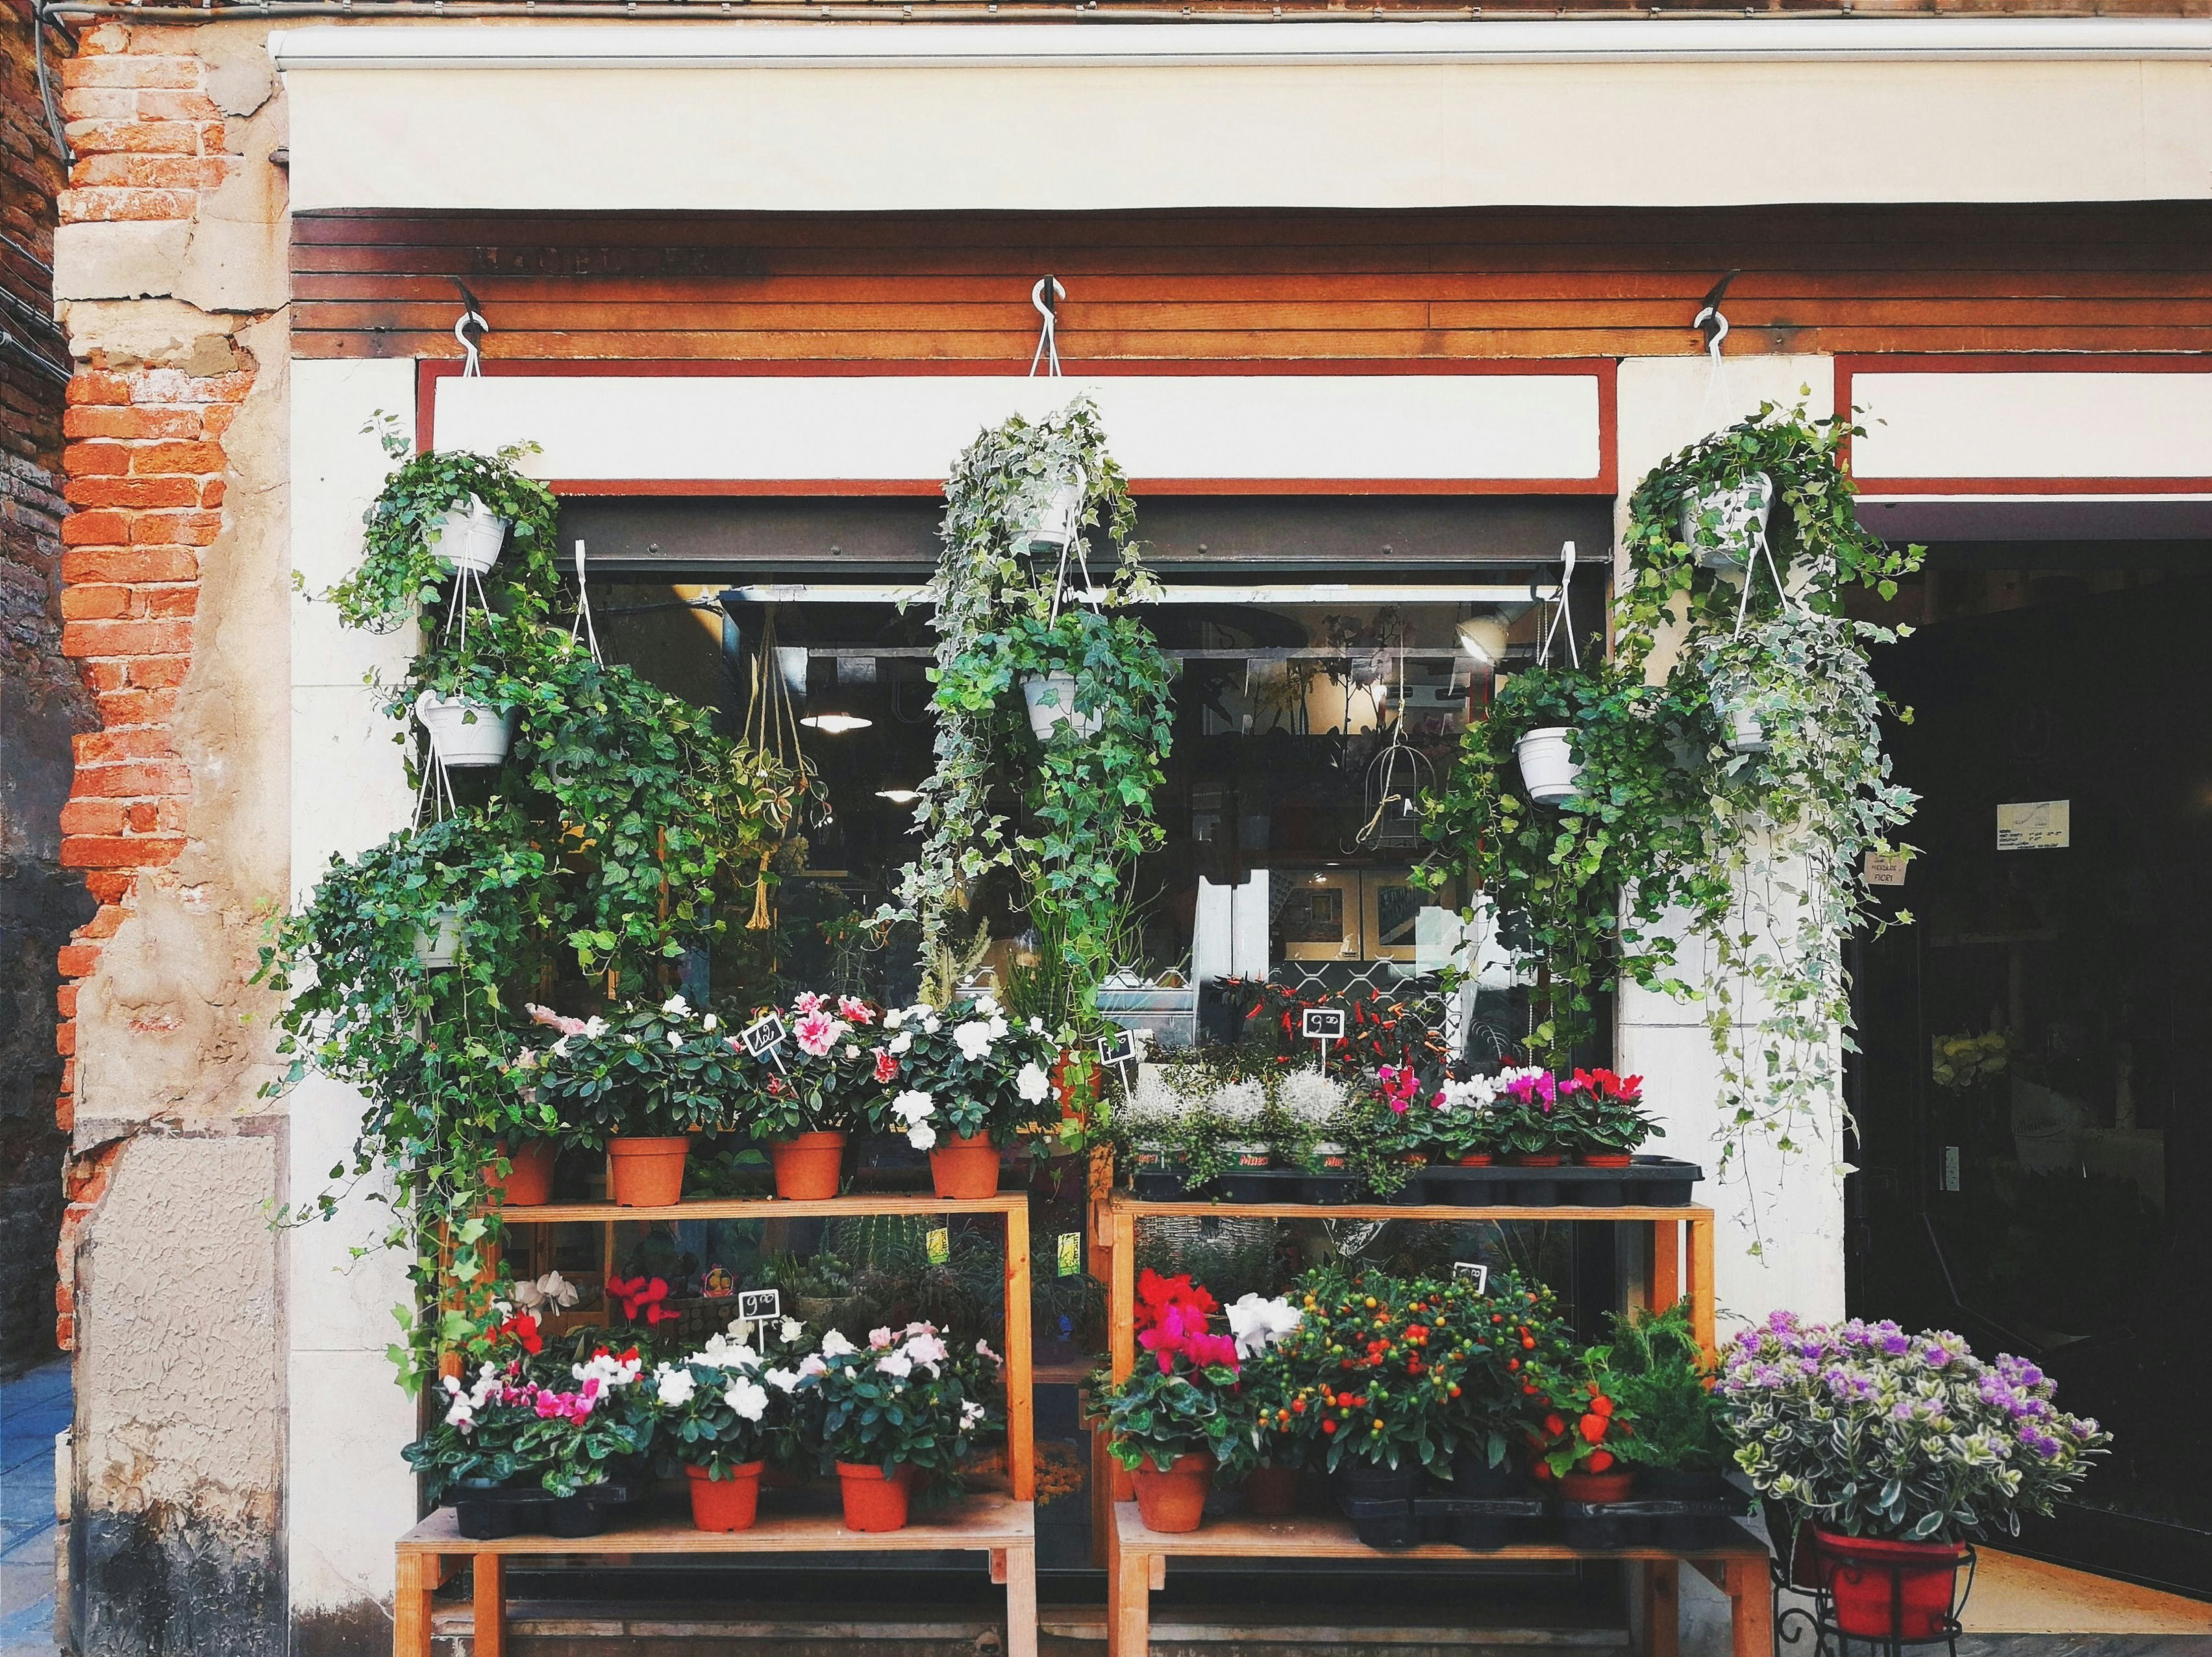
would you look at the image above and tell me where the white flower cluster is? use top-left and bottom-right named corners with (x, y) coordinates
top-left (512, 1271), bottom-right (579, 1314)
top-left (1225, 1292), bottom-right (1303, 1359)
top-left (440, 1362), bottom-right (506, 1431)
top-left (891, 1088), bottom-right (938, 1150)
top-left (575, 1348), bottom-right (643, 1391)
top-left (1276, 1071), bottom-right (1348, 1129)
top-left (867, 1322), bottom-right (951, 1380)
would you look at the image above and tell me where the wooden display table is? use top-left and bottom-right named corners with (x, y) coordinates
top-left (395, 1494), bottom-right (1037, 1657)
top-left (499, 1191), bottom-right (1036, 1500)
top-left (1106, 1503), bottom-right (1770, 1657)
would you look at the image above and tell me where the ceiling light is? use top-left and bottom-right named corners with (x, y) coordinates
top-left (1456, 616), bottom-right (1511, 667)
top-left (876, 788), bottom-right (919, 804)
top-left (799, 712), bottom-right (873, 734)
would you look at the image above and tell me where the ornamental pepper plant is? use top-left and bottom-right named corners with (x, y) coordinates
top-left (1530, 1374), bottom-right (1637, 1482)
top-left (1267, 1269), bottom-right (1467, 1475)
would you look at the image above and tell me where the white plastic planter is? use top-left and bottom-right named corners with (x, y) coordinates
top-left (1021, 674), bottom-right (1104, 741)
top-left (1015, 479), bottom-right (1084, 558)
top-left (1721, 699), bottom-right (1771, 754)
top-left (413, 905), bottom-right (463, 968)
top-left (1515, 725), bottom-right (1582, 805)
top-left (415, 693), bottom-right (516, 767)
top-left (426, 496), bottom-right (509, 575)
top-left (1679, 473), bottom-right (1774, 572)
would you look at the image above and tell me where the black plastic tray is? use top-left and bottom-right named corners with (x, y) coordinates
top-left (1334, 1493), bottom-right (1420, 1550)
top-left (450, 1478), bottom-right (642, 1540)
top-left (1413, 1495), bottom-right (1549, 1549)
top-left (1555, 1493), bottom-right (1751, 1549)
top-left (1126, 1157), bottom-right (1702, 1208)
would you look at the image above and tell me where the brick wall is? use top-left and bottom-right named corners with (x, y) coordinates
top-left (0, 0), bottom-right (91, 1376)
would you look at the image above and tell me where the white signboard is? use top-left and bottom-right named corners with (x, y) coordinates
top-left (1996, 801), bottom-right (2070, 851)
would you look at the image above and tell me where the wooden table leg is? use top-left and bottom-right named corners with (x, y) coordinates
top-left (1724, 1554), bottom-right (1772, 1657)
top-left (473, 1552), bottom-right (504, 1657)
top-left (1639, 1559), bottom-right (1680, 1657)
top-left (1003, 1541), bottom-right (1038, 1657)
top-left (392, 1551), bottom-right (433, 1657)
top-left (1004, 1209), bottom-right (1036, 1503)
top-left (1689, 1212), bottom-right (1717, 1362)
top-left (1114, 1536), bottom-right (1153, 1657)
top-left (1650, 1220), bottom-right (1682, 1315)
top-left (1109, 1212), bottom-right (1136, 1504)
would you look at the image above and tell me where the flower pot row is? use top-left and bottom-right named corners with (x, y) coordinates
top-left (484, 1128), bottom-right (1011, 1208)
top-left (1125, 1152), bottom-right (1702, 1209)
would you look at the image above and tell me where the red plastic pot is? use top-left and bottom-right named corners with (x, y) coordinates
top-left (485, 1139), bottom-right (558, 1206)
top-left (768, 1131), bottom-right (847, 1200)
top-left (929, 1132), bottom-right (1000, 1199)
top-left (1560, 1467), bottom-right (1637, 1503)
top-left (836, 1462), bottom-right (916, 1532)
top-left (606, 1136), bottom-right (688, 1206)
top-left (1454, 1154), bottom-right (1494, 1167)
top-left (1578, 1152), bottom-right (1633, 1168)
top-left (686, 1462), bottom-right (764, 1532)
top-left (1245, 1463), bottom-right (1300, 1517)
top-left (1132, 1453), bottom-right (1214, 1534)
top-left (1813, 1529), bottom-right (1968, 1638)
top-left (1507, 1152), bottom-right (1564, 1167)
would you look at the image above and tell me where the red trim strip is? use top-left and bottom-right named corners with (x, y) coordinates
top-left (417, 356), bottom-right (1618, 499)
top-left (1836, 353), bottom-right (2212, 497)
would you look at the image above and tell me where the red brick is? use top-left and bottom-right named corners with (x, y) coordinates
top-left (61, 510), bottom-right (131, 547)
top-left (82, 873), bottom-right (132, 904)
top-left (76, 21), bottom-right (130, 53)
top-left (132, 368), bottom-right (251, 406)
top-left (56, 943), bottom-right (103, 978)
top-left (141, 588), bottom-right (197, 619)
top-left (61, 617), bottom-right (193, 658)
top-left (135, 89), bottom-right (222, 122)
top-left (56, 984), bottom-right (77, 1019)
top-left (60, 586), bottom-right (130, 621)
top-left (95, 689), bottom-right (178, 729)
top-left (55, 1023), bottom-right (75, 1056)
top-left (58, 800), bottom-right (125, 836)
top-left (80, 904), bottom-right (129, 940)
top-left (129, 511), bottom-right (221, 547)
top-left (75, 727), bottom-right (176, 764)
top-left (61, 834), bottom-right (185, 869)
top-left (64, 442), bottom-right (130, 477)
top-left (63, 56), bottom-right (199, 90)
top-left (124, 803), bottom-right (158, 833)
top-left (55, 1313), bottom-right (73, 1352)
top-left (200, 405), bottom-right (236, 438)
top-left (65, 1146), bottom-right (119, 1206)
top-left (64, 475), bottom-right (201, 510)
top-left (70, 759), bottom-right (190, 797)
top-left (126, 657), bottom-right (190, 689)
top-left (60, 188), bottom-right (199, 223)
top-left (71, 155), bottom-right (229, 192)
top-left (131, 440), bottom-right (224, 475)
top-left (66, 371), bottom-right (130, 406)
top-left (79, 661), bottom-right (129, 694)
top-left (61, 86), bottom-right (134, 119)
top-left (66, 406), bottom-right (199, 440)
top-left (62, 547), bottom-right (197, 584)
top-left (199, 477), bottom-right (225, 507)
top-left (65, 118), bottom-right (200, 156)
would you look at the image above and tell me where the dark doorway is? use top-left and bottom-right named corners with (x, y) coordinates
top-left (1849, 546), bottom-right (2212, 1597)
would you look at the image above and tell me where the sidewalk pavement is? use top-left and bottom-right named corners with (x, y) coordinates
top-left (1, 1360), bottom-right (68, 1657)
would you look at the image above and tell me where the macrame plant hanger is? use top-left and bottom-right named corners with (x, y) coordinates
top-left (1027, 275), bottom-right (1100, 623)
top-left (569, 540), bottom-right (603, 664)
top-left (438, 282), bottom-right (497, 647)
top-left (1537, 540), bottom-right (1582, 672)
top-left (740, 613), bottom-right (815, 928)
top-left (1356, 641), bottom-right (1435, 848)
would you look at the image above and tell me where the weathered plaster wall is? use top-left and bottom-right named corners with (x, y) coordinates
top-left (51, 18), bottom-right (292, 1654)
top-left (0, 0), bottom-right (92, 1378)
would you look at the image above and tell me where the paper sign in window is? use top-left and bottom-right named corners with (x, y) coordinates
top-left (1996, 801), bottom-right (2070, 851)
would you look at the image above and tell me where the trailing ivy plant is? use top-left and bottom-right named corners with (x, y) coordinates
top-left (325, 412), bottom-right (562, 634)
top-left (890, 398), bottom-right (1172, 1023)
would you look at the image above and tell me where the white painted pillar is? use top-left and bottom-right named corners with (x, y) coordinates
top-left (1611, 355), bottom-right (1850, 1330)
top-left (286, 358), bottom-right (423, 1622)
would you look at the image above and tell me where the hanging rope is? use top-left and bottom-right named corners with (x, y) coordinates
top-left (1027, 276), bottom-right (1066, 379)
top-left (569, 540), bottom-right (603, 663)
top-left (452, 279), bottom-right (490, 379)
top-left (1537, 541), bottom-right (1581, 670)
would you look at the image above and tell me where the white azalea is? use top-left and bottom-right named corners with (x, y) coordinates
top-left (797, 1354), bottom-right (827, 1380)
top-left (1028, 1017), bottom-right (1045, 1034)
top-left (883, 1008), bottom-right (906, 1030)
top-left (662, 993), bottom-right (691, 1018)
top-left (889, 1031), bottom-right (913, 1056)
top-left (656, 1365), bottom-right (698, 1407)
top-left (903, 1332), bottom-right (949, 1373)
top-left (551, 1035), bottom-right (571, 1058)
top-left (819, 1328), bottom-right (857, 1358)
top-left (960, 1399), bottom-right (987, 1430)
top-left (875, 1351), bottom-right (914, 1380)
top-left (724, 1377), bottom-right (769, 1422)
top-left (778, 1317), bottom-right (804, 1345)
top-left (581, 1015), bottom-right (608, 1039)
top-left (702, 1012), bottom-right (719, 1032)
top-left (909, 1123), bottom-right (937, 1150)
top-left (765, 1367), bottom-right (801, 1393)
top-left (954, 1020), bottom-right (995, 1061)
top-left (1015, 1062), bottom-right (1051, 1104)
top-left (922, 1014), bottom-right (941, 1035)
top-left (975, 992), bottom-right (999, 1015)
top-left (987, 1014), bottom-right (1008, 1040)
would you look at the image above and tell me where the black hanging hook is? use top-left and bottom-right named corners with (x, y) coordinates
top-left (1693, 269), bottom-right (1741, 353)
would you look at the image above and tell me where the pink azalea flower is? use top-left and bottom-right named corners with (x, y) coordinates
top-left (873, 1050), bottom-right (899, 1084)
top-left (795, 1011), bottom-right (841, 1057)
top-left (792, 991), bottom-right (826, 1017)
top-left (839, 997), bottom-right (875, 1025)
top-left (525, 1002), bottom-right (588, 1038)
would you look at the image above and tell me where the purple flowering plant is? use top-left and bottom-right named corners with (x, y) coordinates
top-left (1717, 1310), bottom-right (2108, 1543)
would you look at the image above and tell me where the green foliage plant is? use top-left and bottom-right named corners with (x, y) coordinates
top-left (521, 997), bottom-right (745, 1143)
top-left (1589, 1299), bottom-right (1732, 1473)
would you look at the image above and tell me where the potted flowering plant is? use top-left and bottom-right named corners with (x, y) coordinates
top-left (1097, 1271), bottom-right (1244, 1533)
top-left (1273, 1069), bottom-right (1352, 1195)
top-left (525, 997), bottom-right (743, 1204)
top-left (1561, 1068), bottom-right (1655, 1165)
top-left (1426, 1071), bottom-right (1506, 1165)
top-left (798, 1321), bottom-right (1004, 1532)
top-left (882, 993), bottom-right (1059, 1198)
top-left (734, 991), bottom-right (895, 1199)
top-left (1223, 1291), bottom-right (1306, 1515)
top-left (1490, 1067), bottom-right (1570, 1165)
top-left (651, 1328), bottom-right (798, 1532)
top-left (1718, 1313), bottom-right (2108, 1638)
top-left (1530, 1373), bottom-right (1639, 1543)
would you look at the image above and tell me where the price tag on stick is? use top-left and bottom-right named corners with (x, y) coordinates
top-left (741, 1012), bottom-right (789, 1075)
top-left (1452, 1262), bottom-right (1490, 1294)
top-left (1300, 1006), bottom-right (1347, 1072)
top-left (734, 1288), bottom-right (782, 1351)
top-left (1097, 1028), bottom-right (1138, 1094)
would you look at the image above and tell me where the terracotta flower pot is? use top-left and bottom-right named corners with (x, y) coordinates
top-left (767, 1131), bottom-right (847, 1200)
top-left (1560, 1467), bottom-right (1637, 1504)
top-left (606, 1136), bottom-right (688, 1206)
top-left (1578, 1152), bottom-right (1633, 1168)
top-left (929, 1132), bottom-right (1000, 1199)
top-left (1244, 1463), bottom-right (1300, 1517)
top-left (1507, 1152), bottom-right (1563, 1167)
top-left (1132, 1452), bottom-right (1214, 1534)
top-left (685, 1461), bottom-right (764, 1532)
top-left (836, 1462), bottom-right (916, 1533)
top-left (485, 1139), bottom-right (559, 1206)
top-left (1052, 1053), bottom-right (1099, 1128)
top-left (1813, 1529), bottom-right (1969, 1639)
top-left (1455, 1154), bottom-right (1495, 1167)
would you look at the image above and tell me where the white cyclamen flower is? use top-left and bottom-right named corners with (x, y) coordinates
top-left (1015, 1062), bottom-right (1051, 1104)
top-left (954, 1020), bottom-right (995, 1061)
top-left (1226, 1293), bottom-right (1304, 1358)
top-left (724, 1377), bottom-right (769, 1423)
top-left (656, 1365), bottom-right (698, 1407)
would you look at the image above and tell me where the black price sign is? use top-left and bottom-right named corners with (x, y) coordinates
top-left (741, 1012), bottom-right (789, 1072)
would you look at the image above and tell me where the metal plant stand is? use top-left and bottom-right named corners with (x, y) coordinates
top-left (1772, 1530), bottom-right (1978, 1657)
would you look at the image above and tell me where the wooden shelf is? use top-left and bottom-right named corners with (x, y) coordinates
top-left (500, 1192), bottom-right (1028, 1224)
top-left (1107, 1193), bottom-right (1713, 1224)
top-left (1110, 1501), bottom-right (1761, 1564)
top-left (400, 1492), bottom-right (1034, 1555)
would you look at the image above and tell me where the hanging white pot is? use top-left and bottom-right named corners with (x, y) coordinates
top-left (1679, 473), bottom-right (1774, 572)
top-left (412, 905), bottom-right (463, 968)
top-left (1013, 478), bottom-right (1084, 558)
top-left (1021, 674), bottom-right (1104, 741)
top-left (426, 496), bottom-right (509, 575)
top-left (1515, 726), bottom-right (1582, 805)
top-left (415, 692), bottom-right (516, 767)
top-left (1717, 697), bottom-right (1771, 754)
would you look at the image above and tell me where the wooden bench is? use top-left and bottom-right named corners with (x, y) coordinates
top-left (1106, 1503), bottom-right (1772, 1657)
top-left (394, 1493), bottom-right (1037, 1657)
